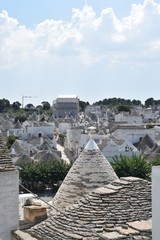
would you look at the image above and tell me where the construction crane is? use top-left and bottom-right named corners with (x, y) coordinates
top-left (22, 96), bottom-right (38, 108)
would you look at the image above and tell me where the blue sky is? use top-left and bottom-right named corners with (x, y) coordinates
top-left (0, 0), bottom-right (160, 106)
top-left (0, 0), bottom-right (145, 25)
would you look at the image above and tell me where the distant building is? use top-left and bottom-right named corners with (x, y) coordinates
top-left (85, 104), bottom-right (101, 116)
top-left (113, 124), bottom-right (155, 144)
top-left (99, 135), bottom-right (140, 162)
top-left (115, 112), bottom-right (143, 124)
top-left (53, 95), bottom-right (79, 120)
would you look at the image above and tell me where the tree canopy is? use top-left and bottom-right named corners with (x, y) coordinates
top-left (111, 154), bottom-right (151, 180)
top-left (0, 97), bottom-right (160, 113)
top-left (79, 100), bottom-right (89, 111)
top-left (0, 98), bottom-right (10, 112)
top-left (7, 135), bottom-right (19, 149)
top-left (41, 101), bottom-right (51, 110)
top-left (19, 161), bottom-right (71, 193)
top-left (12, 101), bottom-right (21, 111)
top-left (94, 97), bottom-right (142, 106)
top-left (117, 105), bottom-right (130, 112)
top-left (145, 97), bottom-right (160, 107)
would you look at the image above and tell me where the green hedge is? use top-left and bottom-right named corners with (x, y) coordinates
top-left (19, 160), bottom-right (71, 193)
top-left (111, 154), bottom-right (151, 180)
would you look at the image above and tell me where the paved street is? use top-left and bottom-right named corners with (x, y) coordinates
top-left (56, 143), bottom-right (70, 164)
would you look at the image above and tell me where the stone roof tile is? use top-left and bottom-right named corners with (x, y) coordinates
top-left (52, 139), bottom-right (118, 212)
top-left (29, 177), bottom-right (151, 240)
top-left (0, 133), bottom-right (16, 171)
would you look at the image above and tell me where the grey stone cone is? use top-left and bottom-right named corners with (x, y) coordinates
top-left (52, 138), bottom-right (118, 213)
top-left (30, 177), bottom-right (151, 240)
top-left (0, 133), bottom-right (16, 172)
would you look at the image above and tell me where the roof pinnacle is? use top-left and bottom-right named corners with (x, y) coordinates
top-left (85, 126), bottom-right (99, 150)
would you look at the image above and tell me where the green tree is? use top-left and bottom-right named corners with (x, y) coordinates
top-left (132, 99), bottom-right (142, 105)
top-left (0, 98), bottom-right (10, 112)
top-left (46, 108), bottom-right (53, 116)
top-left (151, 157), bottom-right (160, 166)
top-left (41, 101), bottom-right (51, 110)
top-left (15, 114), bottom-right (27, 123)
top-left (111, 154), bottom-right (151, 180)
top-left (79, 100), bottom-right (89, 112)
top-left (25, 103), bottom-right (34, 109)
top-left (7, 135), bottom-right (19, 149)
top-left (19, 161), bottom-right (71, 193)
top-left (59, 134), bottom-right (66, 146)
top-left (154, 99), bottom-right (160, 106)
top-left (12, 101), bottom-right (21, 111)
top-left (145, 97), bottom-right (154, 107)
top-left (36, 105), bottom-right (43, 113)
top-left (117, 105), bottom-right (130, 112)
top-left (94, 97), bottom-right (133, 107)
top-left (25, 103), bottom-right (35, 111)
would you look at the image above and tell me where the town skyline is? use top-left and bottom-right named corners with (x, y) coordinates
top-left (0, 95), bottom-right (159, 109)
top-left (0, 0), bottom-right (160, 106)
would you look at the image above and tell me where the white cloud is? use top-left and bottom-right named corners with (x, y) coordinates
top-left (0, 0), bottom-right (160, 68)
top-left (0, 10), bottom-right (18, 34)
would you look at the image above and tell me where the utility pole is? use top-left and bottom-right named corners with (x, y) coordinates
top-left (22, 96), bottom-right (37, 108)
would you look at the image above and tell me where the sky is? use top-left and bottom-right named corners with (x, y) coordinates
top-left (0, 0), bottom-right (160, 106)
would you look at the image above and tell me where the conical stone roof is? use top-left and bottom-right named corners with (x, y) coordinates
top-left (2, 120), bottom-right (13, 130)
top-left (39, 151), bottom-right (61, 162)
top-left (29, 112), bottom-right (38, 121)
top-left (140, 134), bottom-right (154, 149)
top-left (15, 153), bottom-right (33, 165)
top-left (154, 146), bottom-right (160, 153)
top-left (29, 177), bottom-right (151, 240)
top-left (39, 140), bottom-right (52, 151)
top-left (0, 133), bottom-right (16, 171)
top-left (150, 143), bottom-right (158, 152)
top-left (48, 114), bottom-right (56, 123)
top-left (11, 140), bottom-right (27, 156)
top-left (14, 120), bottom-right (22, 129)
top-left (52, 138), bottom-right (118, 212)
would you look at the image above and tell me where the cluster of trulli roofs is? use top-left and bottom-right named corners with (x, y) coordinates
top-left (1, 100), bottom-right (160, 239)
top-left (1, 102), bottom-right (160, 165)
top-left (0, 133), bottom-right (152, 240)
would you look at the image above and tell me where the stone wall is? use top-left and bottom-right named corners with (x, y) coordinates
top-left (0, 170), bottom-right (19, 240)
top-left (12, 230), bottom-right (37, 240)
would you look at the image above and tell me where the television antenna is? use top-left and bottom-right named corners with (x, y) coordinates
top-left (22, 95), bottom-right (38, 108)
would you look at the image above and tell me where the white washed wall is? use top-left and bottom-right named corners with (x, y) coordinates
top-left (114, 128), bottom-right (155, 144)
top-left (152, 166), bottom-right (160, 240)
top-left (0, 171), bottom-right (19, 240)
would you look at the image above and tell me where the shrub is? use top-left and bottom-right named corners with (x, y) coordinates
top-left (19, 160), bottom-right (71, 193)
top-left (7, 135), bottom-right (19, 149)
top-left (111, 154), bottom-right (151, 180)
top-left (151, 156), bottom-right (160, 166)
